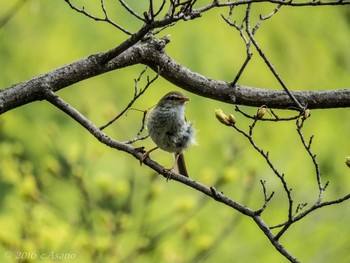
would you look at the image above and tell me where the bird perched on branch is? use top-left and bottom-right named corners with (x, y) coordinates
top-left (141, 91), bottom-right (196, 178)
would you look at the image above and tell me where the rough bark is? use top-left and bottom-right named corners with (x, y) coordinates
top-left (1, 35), bottom-right (349, 115)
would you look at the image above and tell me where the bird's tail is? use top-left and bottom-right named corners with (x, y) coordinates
top-left (177, 153), bottom-right (189, 178)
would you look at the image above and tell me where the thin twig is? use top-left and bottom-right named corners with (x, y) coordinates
top-left (252, 4), bottom-right (282, 35)
top-left (235, 105), bottom-right (300, 121)
top-left (149, 0), bottom-right (155, 21)
top-left (221, 8), bottom-right (252, 85)
top-left (154, 0), bottom-right (167, 17)
top-left (196, 0), bottom-right (350, 13)
top-left (244, 4), bottom-right (304, 111)
top-left (254, 180), bottom-right (275, 215)
top-left (232, 121), bottom-right (295, 222)
top-left (118, 0), bottom-right (145, 21)
top-left (122, 107), bottom-right (150, 144)
top-left (99, 67), bottom-right (159, 131)
top-left (296, 116), bottom-right (325, 204)
top-left (65, 0), bottom-right (132, 35)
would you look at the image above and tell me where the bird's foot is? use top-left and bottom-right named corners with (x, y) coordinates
top-left (139, 146), bottom-right (158, 166)
top-left (163, 168), bottom-right (175, 181)
top-left (139, 152), bottom-right (149, 166)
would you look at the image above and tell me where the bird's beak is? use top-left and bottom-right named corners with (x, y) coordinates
top-left (182, 97), bottom-right (190, 103)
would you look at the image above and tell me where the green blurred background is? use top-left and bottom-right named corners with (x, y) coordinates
top-left (0, 1), bottom-right (350, 262)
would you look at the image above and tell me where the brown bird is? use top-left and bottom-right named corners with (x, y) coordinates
top-left (142, 91), bottom-right (196, 178)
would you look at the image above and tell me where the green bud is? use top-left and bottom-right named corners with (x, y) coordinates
top-left (228, 114), bottom-right (236, 124)
top-left (215, 109), bottom-right (231, 126)
top-left (303, 109), bottom-right (310, 119)
top-left (257, 106), bottom-right (267, 119)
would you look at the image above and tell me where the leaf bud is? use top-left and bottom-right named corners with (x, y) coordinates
top-left (303, 109), bottom-right (310, 119)
top-left (257, 106), bottom-right (267, 119)
top-left (215, 109), bottom-right (232, 126)
top-left (228, 114), bottom-right (236, 124)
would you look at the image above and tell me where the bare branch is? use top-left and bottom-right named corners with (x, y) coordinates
top-left (153, 0), bottom-right (167, 17)
top-left (43, 88), bottom-right (301, 262)
top-left (273, 191), bottom-right (350, 234)
top-left (295, 202), bottom-right (308, 214)
top-left (148, 0), bottom-right (155, 22)
top-left (43, 90), bottom-right (259, 218)
top-left (221, 6), bottom-right (252, 85)
top-left (118, 0), bottom-right (145, 21)
top-left (231, 117), bottom-right (295, 222)
top-left (64, 0), bottom-right (132, 35)
top-left (252, 216), bottom-right (300, 263)
top-left (260, 0), bottom-right (350, 6)
top-left (196, 0), bottom-right (350, 11)
top-left (245, 4), bottom-right (305, 111)
top-left (296, 116), bottom-right (327, 204)
top-left (2, 2), bottom-right (350, 263)
top-left (122, 109), bottom-right (149, 145)
top-left (1, 35), bottom-right (350, 115)
top-left (252, 4), bottom-right (282, 35)
top-left (235, 106), bottom-right (301, 121)
top-left (99, 66), bottom-right (158, 131)
top-left (254, 180), bottom-right (275, 215)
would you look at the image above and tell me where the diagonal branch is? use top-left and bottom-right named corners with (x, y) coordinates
top-left (43, 88), bottom-right (300, 262)
top-left (1, 35), bottom-right (349, 115)
top-left (245, 4), bottom-right (305, 111)
top-left (43, 89), bottom-right (256, 218)
top-left (118, 0), bottom-right (145, 21)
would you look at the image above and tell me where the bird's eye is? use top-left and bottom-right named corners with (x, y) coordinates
top-left (169, 96), bottom-right (176, 101)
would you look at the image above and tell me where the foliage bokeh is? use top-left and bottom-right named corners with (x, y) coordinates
top-left (0, 1), bottom-right (350, 262)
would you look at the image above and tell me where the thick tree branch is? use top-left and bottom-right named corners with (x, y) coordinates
top-left (198, 0), bottom-right (350, 11)
top-left (44, 88), bottom-right (300, 262)
top-left (43, 89), bottom-right (257, 216)
top-left (1, 35), bottom-right (349, 115)
top-left (2, 2), bottom-right (349, 262)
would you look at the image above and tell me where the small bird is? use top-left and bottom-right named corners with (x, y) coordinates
top-left (141, 91), bottom-right (196, 178)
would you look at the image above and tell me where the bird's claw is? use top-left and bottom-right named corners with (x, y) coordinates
top-left (139, 147), bottom-right (158, 166)
top-left (140, 152), bottom-right (149, 166)
top-left (164, 168), bottom-right (175, 181)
